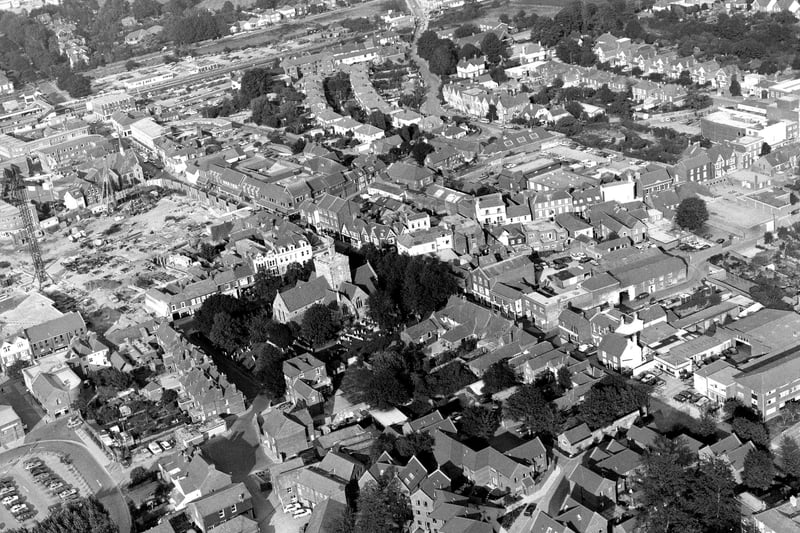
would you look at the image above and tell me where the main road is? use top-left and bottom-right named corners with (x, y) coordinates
top-left (405, 0), bottom-right (447, 117)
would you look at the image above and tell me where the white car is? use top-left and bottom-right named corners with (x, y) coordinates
top-left (284, 503), bottom-right (301, 513)
top-left (293, 508), bottom-right (312, 518)
top-left (159, 440), bottom-right (172, 450)
top-left (2, 495), bottom-right (19, 505)
top-left (10, 504), bottom-right (27, 514)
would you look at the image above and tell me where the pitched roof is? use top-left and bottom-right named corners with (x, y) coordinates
top-left (275, 276), bottom-right (331, 313)
top-left (25, 312), bottom-right (85, 344)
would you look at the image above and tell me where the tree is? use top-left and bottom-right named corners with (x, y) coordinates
top-left (195, 294), bottom-right (247, 334)
top-left (460, 405), bottom-right (500, 439)
top-left (429, 42), bottom-right (458, 76)
top-left (482, 359), bottom-right (519, 394)
top-left (489, 66), bottom-right (508, 84)
top-left (132, 0), bottom-right (162, 19)
top-left (760, 142), bottom-right (771, 156)
top-left (301, 304), bottom-right (338, 346)
top-left (459, 43), bottom-right (481, 60)
top-left (764, 231), bottom-right (774, 245)
top-left (554, 115), bottom-right (583, 137)
top-left (565, 101), bottom-right (584, 119)
top-left (742, 449), bottom-right (776, 491)
top-left (453, 23), bottom-right (480, 39)
top-left (159, 388), bottom-right (178, 407)
top-left (677, 69), bottom-right (693, 86)
top-left (675, 197), bottom-right (709, 231)
top-left (253, 343), bottom-right (289, 398)
top-left (580, 376), bottom-right (649, 429)
top-left (394, 431), bottom-right (433, 457)
top-left (504, 384), bottom-right (559, 437)
top-left (696, 408), bottom-right (717, 439)
top-left (209, 312), bottom-right (247, 354)
top-left (239, 67), bottom-right (274, 105)
top-left (417, 30), bottom-right (441, 60)
top-left (5, 359), bottom-right (29, 380)
top-left (780, 435), bottom-right (800, 478)
top-left (129, 466), bottom-right (151, 486)
top-left (125, 59), bottom-right (140, 71)
top-left (729, 74), bottom-right (742, 96)
top-left (10, 497), bottom-right (117, 533)
top-left (486, 103), bottom-right (498, 123)
top-left (557, 366), bottom-right (572, 390)
top-left (352, 473), bottom-right (411, 533)
top-left (732, 417), bottom-right (770, 448)
top-left (481, 32), bottom-right (506, 63)
top-left (57, 73), bottom-right (91, 98)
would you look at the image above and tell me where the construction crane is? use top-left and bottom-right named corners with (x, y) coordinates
top-left (3, 166), bottom-right (50, 289)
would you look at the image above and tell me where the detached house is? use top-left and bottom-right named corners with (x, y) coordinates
top-left (456, 57), bottom-right (487, 79)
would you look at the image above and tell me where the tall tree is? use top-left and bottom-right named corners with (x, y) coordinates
top-left (481, 32), bottom-right (506, 63)
top-left (742, 449), bottom-right (776, 491)
top-left (301, 303), bottom-right (338, 346)
top-left (504, 384), bottom-right (559, 437)
top-left (353, 473), bottom-right (411, 533)
top-left (675, 197), bottom-right (709, 231)
top-left (729, 74), bottom-right (742, 96)
top-left (459, 405), bottom-right (500, 440)
top-left (482, 359), bottom-right (519, 394)
top-left (780, 435), bottom-right (800, 478)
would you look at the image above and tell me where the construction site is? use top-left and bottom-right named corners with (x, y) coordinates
top-left (0, 171), bottom-right (231, 334)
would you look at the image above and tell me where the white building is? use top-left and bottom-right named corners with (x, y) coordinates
top-left (396, 227), bottom-right (453, 256)
top-left (0, 335), bottom-right (31, 371)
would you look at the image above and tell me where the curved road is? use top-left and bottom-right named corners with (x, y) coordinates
top-left (0, 440), bottom-right (131, 533)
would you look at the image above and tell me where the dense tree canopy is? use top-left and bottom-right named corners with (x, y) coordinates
top-left (459, 405), bottom-right (501, 440)
top-left (504, 384), bottom-right (559, 438)
top-left (579, 375), bottom-right (649, 429)
top-left (301, 303), bottom-right (339, 346)
top-left (638, 437), bottom-right (740, 533)
top-left (8, 497), bottom-right (117, 533)
top-left (675, 197), bottom-right (709, 232)
top-left (742, 449), bottom-right (776, 491)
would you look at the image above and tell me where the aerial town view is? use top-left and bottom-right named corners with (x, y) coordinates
top-left (9, 0), bottom-right (800, 532)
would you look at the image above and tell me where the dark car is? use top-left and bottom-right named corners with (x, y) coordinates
top-left (673, 393), bottom-right (689, 402)
top-left (524, 503), bottom-right (538, 516)
top-left (635, 292), bottom-right (650, 300)
top-left (716, 238), bottom-right (726, 244)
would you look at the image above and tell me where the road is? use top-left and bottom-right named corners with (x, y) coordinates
top-left (405, 0), bottom-right (447, 117)
top-left (0, 440), bottom-right (131, 533)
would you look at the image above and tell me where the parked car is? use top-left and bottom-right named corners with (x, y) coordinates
top-left (673, 392), bottom-right (689, 403)
top-left (23, 460), bottom-right (42, 470)
top-left (524, 503), bottom-right (538, 516)
top-left (58, 489), bottom-right (77, 499)
top-left (159, 440), bottom-right (173, 451)
top-left (716, 238), bottom-right (726, 244)
top-left (293, 508), bottom-right (312, 518)
top-left (2, 495), bottom-right (19, 505)
top-left (10, 504), bottom-right (27, 514)
top-left (47, 482), bottom-right (64, 491)
top-left (67, 416), bottom-right (82, 429)
top-left (0, 487), bottom-right (15, 496)
top-left (16, 511), bottom-right (34, 521)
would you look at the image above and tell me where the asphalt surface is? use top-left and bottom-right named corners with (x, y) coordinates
top-left (0, 440), bottom-right (131, 533)
top-left (405, 0), bottom-right (447, 117)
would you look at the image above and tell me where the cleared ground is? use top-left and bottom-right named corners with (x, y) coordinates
top-left (1, 195), bottom-right (221, 330)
